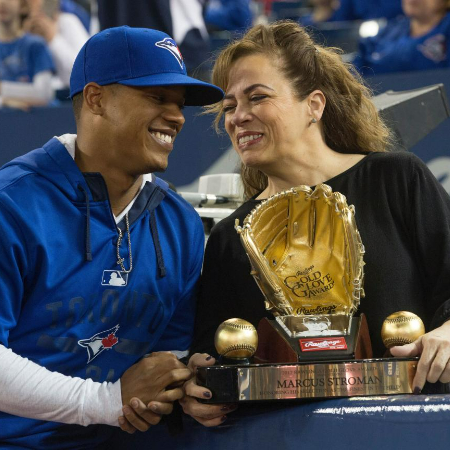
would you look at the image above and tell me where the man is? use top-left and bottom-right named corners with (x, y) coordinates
top-left (0, 26), bottom-right (223, 448)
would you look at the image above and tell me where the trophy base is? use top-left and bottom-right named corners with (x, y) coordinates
top-left (254, 314), bottom-right (372, 363)
top-left (196, 357), bottom-right (418, 403)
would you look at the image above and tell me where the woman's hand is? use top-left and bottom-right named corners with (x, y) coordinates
top-left (179, 353), bottom-right (238, 427)
top-left (390, 320), bottom-right (450, 392)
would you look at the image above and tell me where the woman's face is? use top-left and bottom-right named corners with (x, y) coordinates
top-left (402, 0), bottom-right (448, 19)
top-left (223, 54), bottom-right (311, 171)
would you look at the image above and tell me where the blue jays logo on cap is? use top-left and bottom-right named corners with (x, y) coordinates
top-left (155, 37), bottom-right (184, 69)
top-left (78, 325), bottom-right (120, 363)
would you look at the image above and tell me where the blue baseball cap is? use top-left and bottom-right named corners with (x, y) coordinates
top-left (70, 26), bottom-right (224, 106)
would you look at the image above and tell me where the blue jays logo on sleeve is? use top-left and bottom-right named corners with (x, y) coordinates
top-left (78, 325), bottom-right (120, 363)
top-left (155, 38), bottom-right (184, 68)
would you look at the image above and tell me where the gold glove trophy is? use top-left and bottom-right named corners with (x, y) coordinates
top-left (197, 185), bottom-right (424, 402)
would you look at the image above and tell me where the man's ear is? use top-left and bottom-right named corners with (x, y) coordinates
top-left (83, 82), bottom-right (104, 116)
top-left (308, 90), bottom-right (326, 121)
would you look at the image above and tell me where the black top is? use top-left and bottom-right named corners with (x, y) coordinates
top-left (191, 151), bottom-right (450, 357)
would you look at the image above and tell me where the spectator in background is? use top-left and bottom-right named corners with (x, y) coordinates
top-left (60, 0), bottom-right (90, 32)
top-left (204, 0), bottom-right (253, 33)
top-left (97, 0), bottom-right (210, 78)
top-left (353, 0), bottom-right (450, 75)
top-left (299, 0), bottom-right (340, 27)
top-left (332, 0), bottom-right (403, 21)
top-left (23, 0), bottom-right (89, 88)
top-left (0, 0), bottom-right (54, 109)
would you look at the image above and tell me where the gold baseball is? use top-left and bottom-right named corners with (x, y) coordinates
top-left (381, 311), bottom-right (425, 348)
top-left (214, 318), bottom-right (258, 359)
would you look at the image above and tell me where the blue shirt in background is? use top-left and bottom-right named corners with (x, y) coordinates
top-left (0, 33), bottom-right (54, 82)
top-left (205, 0), bottom-right (253, 32)
top-left (353, 13), bottom-right (450, 75)
top-left (333, 0), bottom-right (403, 21)
top-left (60, 0), bottom-right (91, 32)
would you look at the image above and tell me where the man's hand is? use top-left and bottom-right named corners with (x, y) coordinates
top-left (118, 389), bottom-right (183, 433)
top-left (118, 352), bottom-right (191, 433)
top-left (179, 353), bottom-right (238, 427)
top-left (390, 321), bottom-right (450, 392)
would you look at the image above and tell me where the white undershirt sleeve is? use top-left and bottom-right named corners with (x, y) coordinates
top-left (1, 71), bottom-right (54, 104)
top-left (0, 344), bottom-right (122, 427)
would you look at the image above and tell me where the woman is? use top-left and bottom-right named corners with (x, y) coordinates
top-left (120, 20), bottom-right (450, 430)
top-left (0, 0), bottom-right (54, 109)
top-left (353, 0), bottom-right (450, 75)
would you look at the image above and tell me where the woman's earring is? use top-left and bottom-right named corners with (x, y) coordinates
top-left (311, 117), bottom-right (317, 124)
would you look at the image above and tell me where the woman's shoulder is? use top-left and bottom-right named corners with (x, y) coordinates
top-left (360, 151), bottom-right (430, 180)
top-left (360, 150), bottom-right (423, 167)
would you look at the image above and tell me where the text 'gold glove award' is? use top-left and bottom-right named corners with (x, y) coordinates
top-left (197, 184), bottom-right (422, 402)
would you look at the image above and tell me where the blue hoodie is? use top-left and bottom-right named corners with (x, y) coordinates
top-left (0, 137), bottom-right (204, 448)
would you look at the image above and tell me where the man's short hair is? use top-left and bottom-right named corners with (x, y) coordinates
top-left (71, 92), bottom-right (83, 123)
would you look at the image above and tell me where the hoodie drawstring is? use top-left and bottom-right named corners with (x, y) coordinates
top-left (150, 210), bottom-right (166, 278)
top-left (78, 185), bottom-right (92, 262)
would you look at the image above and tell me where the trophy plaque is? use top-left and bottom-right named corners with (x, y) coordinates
top-left (197, 185), bottom-right (424, 402)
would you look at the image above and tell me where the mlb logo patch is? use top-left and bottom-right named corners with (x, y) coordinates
top-left (102, 270), bottom-right (128, 286)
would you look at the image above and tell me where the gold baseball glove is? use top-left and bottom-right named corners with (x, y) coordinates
top-left (235, 184), bottom-right (365, 318)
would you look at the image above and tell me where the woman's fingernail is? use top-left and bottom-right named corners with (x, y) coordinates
top-left (151, 404), bottom-right (158, 412)
top-left (131, 400), bottom-right (139, 408)
top-left (123, 406), bottom-right (131, 414)
top-left (203, 391), bottom-right (212, 398)
top-left (413, 386), bottom-right (421, 395)
top-left (206, 355), bottom-right (213, 361)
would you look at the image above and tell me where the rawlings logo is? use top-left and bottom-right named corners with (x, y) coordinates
top-left (300, 337), bottom-right (347, 352)
top-left (304, 340), bottom-right (342, 348)
top-left (295, 305), bottom-right (337, 315)
top-left (296, 265), bottom-right (315, 276)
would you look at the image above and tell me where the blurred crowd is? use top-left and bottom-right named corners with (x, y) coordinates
top-left (1, 0), bottom-right (450, 110)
